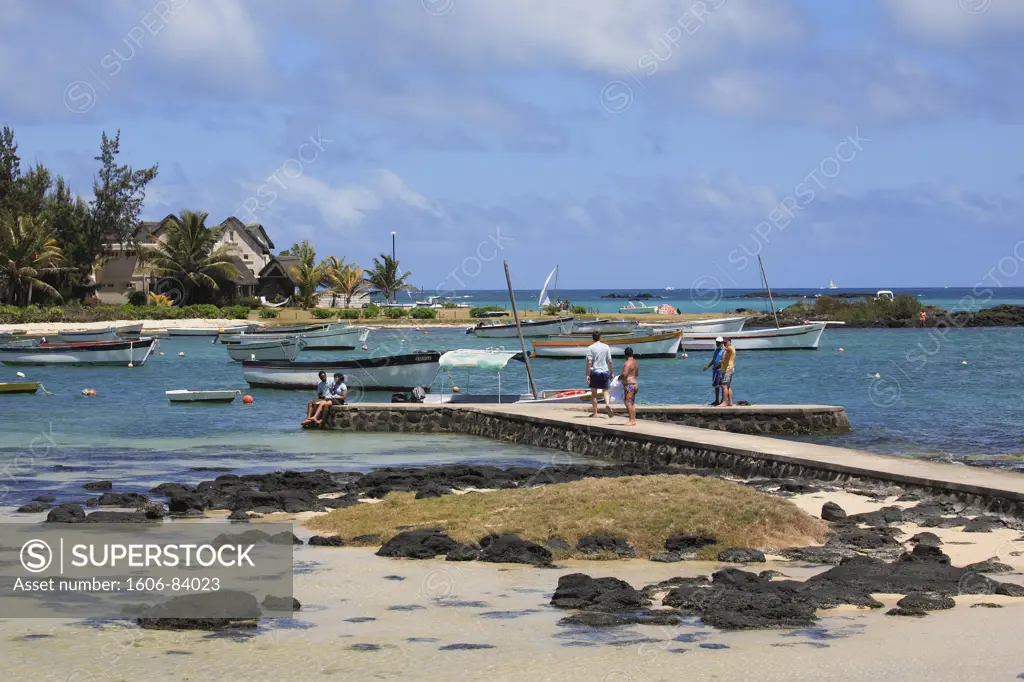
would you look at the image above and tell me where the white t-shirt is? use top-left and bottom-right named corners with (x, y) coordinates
top-left (587, 342), bottom-right (612, 374)
top-left (330, 381), bottom-right (347, 398)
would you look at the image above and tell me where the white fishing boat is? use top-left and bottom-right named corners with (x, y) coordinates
top-left (166, 389), bottom-right (240, 403)
top-left (168, 324), bottom-right (256, 337)
top-left (644, 316), bottom-right (747, 335)
top-left (570, 319), bottom-right (640, 335)
top-left (220, 325), bottom-right (370, 350)
top-left (0, 337), bottom-right (156, 366)
top-left (225, 337), bottom-right (306, 362)
top-left (532, 331), bottom-right (682, 359)
top-left (679, 322), bottom-right (830, 351)
top-left (876, 290), bottom-right (895, 301)
top-left (58, 323), bottom-right (144, 342)
top-left (618, 300), bottom-right (659, 314)
top-left (242, 351), bottom-right (443, 391)
top-left (425, 348), bottom-right (589, 404)
top-left (469, 316), bottom-right (574, 338)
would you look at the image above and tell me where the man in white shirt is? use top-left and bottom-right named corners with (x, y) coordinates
top-left (586, 332), bottom-right (615, 418)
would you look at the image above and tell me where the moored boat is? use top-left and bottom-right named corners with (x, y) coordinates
top-left (225, 337), bottom-right (306, 362)
top-left (469, 316), bottom-right (574, 338)
top-left (424, 348), bottom-right (588, 404)
top-left (242, 351), bottom-right (443, 391)
top-left (0, 337), bottom-right (157, 366)
top-left (679, 322), bottom-right (830, 351)
top-left (570, 319), bottom-right (640, 335)
top-left (219, 325), bottom-right (370, 350)
top-left (644, 316), bottom-right (747, 335)
top-left (58, 323), bottom-right (144, 343)
top-left (618, 301), bottom-right (659, 314)
top-left (532, 331), bottom-right (682, 359)
top-left (168, 324), bottom-right (256, 337)
top-left (166, 389), bottom-right (240, 403)
top-left (0, 381), bottom-right (40, 394)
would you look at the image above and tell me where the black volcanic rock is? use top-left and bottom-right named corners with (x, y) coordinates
top-left (376, 529), bottom-right (459, 559)
top-left (16, 502), bottom-right (49, 513)
top-left (82, 481), bottom-right (113, 491)
top-left (478, 534), bottom-right (552, 567)
top-left (576, 535), bottom-right (636, 558)
top-left (45, 503), bottom-right (85, 523)
top-left (821, 502), bottom-right (847, 522)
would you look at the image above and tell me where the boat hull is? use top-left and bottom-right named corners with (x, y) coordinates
top-left (226, 338), bottom-right (306, 362)
top-left (168, 325), bottom-right (254, 337)
top-left (0, 337), bottom-right (156, 366)
top-left (0, 382), bottom-right (40, 394)
top-left (645, 316), bottom-right (747, 335)
top-left (424, 388), bottom-right (591, 404)
top-left (220, 326), bottom-right (370, 350)
top-left (532, 332), bottom-right (681, 359)
top-left (166, 390), bottom-right (240, 403)
top-left (58, 323), bottom-right (144, 343)
top-left (470, 317), bottom-right (574, 338)
top-left (618, 306), bottom-right (658, 314)
top-left (680, 323), bottom-right (827, 351)
top-left (243, 351), bottom-right (443, 391)
top-left (570, 320), bottom-right (640, 335)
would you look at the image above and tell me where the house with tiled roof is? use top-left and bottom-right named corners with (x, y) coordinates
top-left (94, 215), bottom-right (280, 303)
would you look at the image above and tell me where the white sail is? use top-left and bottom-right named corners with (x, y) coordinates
top-left (539, 265), bottom-right (557, 308)
top-left (828, 279), bottom-right (837, 289)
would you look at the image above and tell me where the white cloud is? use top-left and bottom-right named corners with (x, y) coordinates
top-left (882, 0), bottom-right (1024, 44)
top-left (271, 169), bottom-right (444, 230)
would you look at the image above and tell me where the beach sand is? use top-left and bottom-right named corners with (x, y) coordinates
top-left (2, 481), bottom-right (1022, 680)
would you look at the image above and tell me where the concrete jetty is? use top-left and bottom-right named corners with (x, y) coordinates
top-left (325, 403), bottom-right (1024, 516)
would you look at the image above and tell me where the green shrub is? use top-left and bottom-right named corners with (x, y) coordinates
top-left (442, 302), bottom-right (457, 309)
top-left (384, 308), bottom-right (409, 318)
top-left (470, 306), bottom-right (504, 318)
top-left (259, 309), bottom-right (280, 319)
top-left (0, 306), bottom-right (23, 323)
top-left (236, 297), bottom-right (261, 309)
top-left (409, 307), bottom-right (437, 319)
top-left (312, 308), bottom-right (335, 319)
top-left (543, 304), bottom-right (560, 315)
top-left (363, 303), bottom-right (380, 318)
top-left (571, 305), bottom-right (586, 314)
top-left (126, 291), bottom-right (147, 306)
top-left (220, 306), bottom-right (251, 320)
top-left (339, 309), bottom-right (361, 320)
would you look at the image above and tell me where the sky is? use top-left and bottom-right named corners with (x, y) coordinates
top-left (2, 0), bottom-right (1023, 291)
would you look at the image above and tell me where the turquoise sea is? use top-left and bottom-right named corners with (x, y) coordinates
top-left (1, 317), bottom-right (1022, 512)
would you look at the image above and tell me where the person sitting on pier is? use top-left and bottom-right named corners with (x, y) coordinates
top-left (330, 373), bottom-right (348, 405)
top-left (301, 371), bottom-right (332, 426)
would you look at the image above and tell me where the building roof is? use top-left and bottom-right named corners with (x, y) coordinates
top-left (226, 255), bottom-right (259, 286)
top-left (245, 223), bottom-right (275, 251)
top-left (258, 255), bottom-right (301, 285)
top-left (130, 216), bottom-right (273, 256)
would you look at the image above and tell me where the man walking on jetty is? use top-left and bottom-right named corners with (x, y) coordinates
top-left (703, 337), bottom-right (725, 406)
top-left (720, 338), bottom-right (736, 407)
top-left (586, 332), bottom-right (615, 418)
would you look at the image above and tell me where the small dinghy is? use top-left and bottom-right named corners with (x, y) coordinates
top-left (166, 389), bottom-right (241, 403)
top-left (0, 381), bottom-right (41, 395)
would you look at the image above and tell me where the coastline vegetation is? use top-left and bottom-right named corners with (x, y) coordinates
top-left (306, 475), bottom-right (827, 559)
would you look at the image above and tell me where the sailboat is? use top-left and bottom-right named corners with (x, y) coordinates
top-left (539, 265), bottom-right (559, 308)
top-left (828, 279), bottom-right (838, 290)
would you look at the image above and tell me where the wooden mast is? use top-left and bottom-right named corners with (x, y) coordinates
top-left (757, 254), bottom-right (781, 329)
top-left (504, 261), bottom-right (539, 399)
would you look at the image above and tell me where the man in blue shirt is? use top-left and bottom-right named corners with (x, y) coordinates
top-left (702, 337), bottom-right (725, 406)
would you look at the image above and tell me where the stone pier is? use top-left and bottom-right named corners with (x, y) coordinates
top-left (324, 403), bottom-right (1024, 516)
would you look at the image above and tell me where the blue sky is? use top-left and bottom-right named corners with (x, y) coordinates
top-left (2, 0), bottom-right (1023, 290)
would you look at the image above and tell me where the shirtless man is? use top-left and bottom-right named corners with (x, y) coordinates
top-left (619, 347), bottom-right (639, 426)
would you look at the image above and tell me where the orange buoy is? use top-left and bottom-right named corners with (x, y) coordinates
top-left (423, 331), bottom-right (428, 335)
top-left (452, 386), bottom-right (460, 393)
top-left (242, 395), bottom-right (253, 404)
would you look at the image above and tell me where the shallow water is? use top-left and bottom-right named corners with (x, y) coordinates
top-left (1, 325), bottom-right (1022, 470)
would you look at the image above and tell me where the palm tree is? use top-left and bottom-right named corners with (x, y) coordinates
top-left (0, 214), bottom-right (68, 305)
top-left (325, 256), bottom-right (369, 308)
top-left (364, 254), bottom-right (413, 304)
top-left (140, 210), bottom-right (239, 304)
top-left (288, 240), bottom-right (328, 309)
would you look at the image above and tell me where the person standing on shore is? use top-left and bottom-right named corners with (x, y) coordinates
top-left (586, 332), bottom-right (615, 418)
top-left (703, 337), bottom-right (725, 406)
top-left (619, 347), bottom-right (639, 426)
top-left (720, 338), bottom-right (736, 407)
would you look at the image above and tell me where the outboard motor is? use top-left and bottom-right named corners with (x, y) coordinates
top-left (410, 386), bottom-right (426, 403)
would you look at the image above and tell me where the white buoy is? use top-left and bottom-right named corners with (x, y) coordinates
top-left (178, 352), bottom-right (185, 357)
top-left (681, 353), bottom-right (688, 359)
top-left (962, 361), bottom-right (967, 365)
top-left (872, 373), bottom-right (880, 379)
top-left (127, 362), bottom-right (134, 368)
top-left (16, 372), bottom-right (25, 378)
